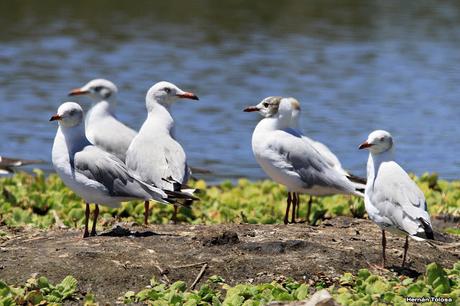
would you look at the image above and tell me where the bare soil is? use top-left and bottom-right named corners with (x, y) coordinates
top-left (0, 217), bottom-right (459, 304)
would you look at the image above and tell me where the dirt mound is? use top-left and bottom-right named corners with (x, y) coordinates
top-left (0, 217), bottom-right (458, 304)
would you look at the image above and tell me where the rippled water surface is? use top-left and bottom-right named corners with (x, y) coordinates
top-left (1, 0), bottom-right (460, 182)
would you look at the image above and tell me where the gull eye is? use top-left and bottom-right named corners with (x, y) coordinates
top-left (69, 109), bottom-right (76, 116)
top-left (263, 102), bottom-right (269, 108)
top-left (164, 87), bottom-right (171, 94)
top-left (94, 86), bottom-right (103, 92)
top-left (380, 137), bottom-right (385, 141)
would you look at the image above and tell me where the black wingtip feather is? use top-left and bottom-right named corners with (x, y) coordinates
top-left (420, 218), bottom-right (435, 240)
top-left (355, 188), bottom-right (365, 194)
top-left (347, 173), bottom-right (367, 185)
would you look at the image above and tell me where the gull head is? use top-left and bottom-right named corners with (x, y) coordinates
top-left (243, 96), bottom-right (283, 118)
top-left (68, 79), bottom-right (118, 101)
top-left (359, 130), bottom-right (393, 154)
top-left (49, 102), bottom-right (84, 128)
top-left (146, 81), bottom-right (199, 110)
top-left (278, 97), bottom-right (301, 125)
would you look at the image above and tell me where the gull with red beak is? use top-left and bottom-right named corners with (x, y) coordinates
top-left (244, 96), bottom-right (365, 225)
top-left (50, 102), bottom-right (193, 238)
top-left (126, 81), bottom-right (199, 224)
top-left (359, 130), bottom-right (434, 268)
top-left (275, 97), bottom-right (366, 223)
top-left (68, 79), bottom-right (137, 162)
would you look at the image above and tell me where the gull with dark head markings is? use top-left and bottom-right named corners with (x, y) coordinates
top-left (126, 81), bottom-right (199, 224)
top-left (359, 130), bottom-right (434, 268)
top-left (51, 102), bottom-right (190, 237)
top-left (69, 79), bottom-right (137, 161)
top-left (244, 96), bottom-right (365, 224)
top-left (280, 98), bottom-right (366, 222)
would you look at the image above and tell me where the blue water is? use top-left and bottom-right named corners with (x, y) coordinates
top-left (1, 0), bottom-right (459, 182)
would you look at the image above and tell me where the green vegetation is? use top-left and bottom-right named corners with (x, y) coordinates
top-left (0, 171), bottom-right (458, 232)
top-left (0, 171), bottom-right (459, 304)
top-left (122, 262), bottom-right (459, 305)
top-left (0, 275), bottom-right (77, 305)
top-left (1, 262), bottom-right (458, 305)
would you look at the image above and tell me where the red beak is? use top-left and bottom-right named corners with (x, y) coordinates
top-left (176, 92), bottom-right (199, 100)
top-left (243, 106), bottom-right (259, 112)
top-left (358, 141), bottom-right (373, 150)
top-left (68, 88), bottom-right (90, 96)
top-left (49, 115), bottom-right (62, 121)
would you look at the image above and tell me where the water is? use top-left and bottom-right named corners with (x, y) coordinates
top-left (1, 0), bottom-right (460, 182)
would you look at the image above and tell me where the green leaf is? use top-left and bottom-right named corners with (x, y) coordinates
top-left (340, 273), bottom-right (354, 285)
top-left (357, 269), bottom-right (371, 281)
top-left (59, 275), bottom-right (78, 298)
top-left (426, 262), bottom-right (450, 294)
top-left (170, 281), bottom-right (187, 292)
top-left (294, 284), bottom-right (309, 300)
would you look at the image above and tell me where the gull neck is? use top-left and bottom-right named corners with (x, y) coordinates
top-left (145, 101), bottom-right (175, 133)
top-left (367, 148), bottom-right (394, 187)
top-left (59, 123), bottom-right (91, 155)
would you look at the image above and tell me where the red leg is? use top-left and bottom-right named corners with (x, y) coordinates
top-left (382, 230), bottom-right (387, 268)
top-left (402, 236), bottom-right (409, 267)
top-left (306, 196), bottom-right (312, 224)
top-left (144, 201), bottom-right (150, 225)
top-left (291, 193), bottom-right (297, 223)
top-left (296, 193), bottom-right (300, 219)
top-left (284, 192), bottom-right (292, 225)
top-left (172, 205), bottom-right (178, 224)
top-left (90, 204), bottom-right (99, 236)
top-left (83, 202), bottom-right (90, 238)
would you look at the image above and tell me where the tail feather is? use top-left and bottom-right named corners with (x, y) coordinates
top-left (346, 173), bottom-right (367, 185)
top-left (164, 189), bottom-right (199, 202)
top-left (161, 176), bottom-right (200, 202)
top-left (419, 218), bottom-right (434, 240)
top-left (346, 172), bottom-right (366, 197)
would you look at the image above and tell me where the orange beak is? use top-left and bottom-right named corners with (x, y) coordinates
top-left (243, 106), bottom-right (259, 112)
top-left (358, 141), bottom-right (373, 150)
top-left (49, 115), bottom-right (62, 121)
top-left (68, 88), bottom-right (90, 96)
top-left (176, 92), bottom-right (199, 100)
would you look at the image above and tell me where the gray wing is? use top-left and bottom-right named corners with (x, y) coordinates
top-left (269, 130), bottom-right (357, 194)
top-left (74, 145), bottom-right (167, 201)
top-left (371, 161), bottom-right (432, 237)
top-left (127, 135), bottom-right (188, 190)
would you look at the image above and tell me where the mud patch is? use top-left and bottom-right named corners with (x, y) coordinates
top-left (0, 217), bottom-right (458, 304)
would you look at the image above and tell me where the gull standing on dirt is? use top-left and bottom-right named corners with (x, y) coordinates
top-left (359, 130), bottom-right (434, 267)
top-left (68, 79), bottom-right (137, 161)
top-left (244, 96), bottom-right (365, 225)
top-left (51, 102), bottom-right (189, 238)
top-left (126, 81), bottom-right (199, 224)
top-left (284, 99), bottom-right (366, 222)
top-left (0, 156), bottom-right (44, 175)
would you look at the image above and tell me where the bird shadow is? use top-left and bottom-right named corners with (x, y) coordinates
top-left (98, 225), bottom-right (160, 238)
top-left (389, 265), bottom-right (421, 278)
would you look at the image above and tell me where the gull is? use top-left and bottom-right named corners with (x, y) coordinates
top-left (283, 98), bottom-right (366, 222)
top-left (68, 79), bottom-right (209, 177)
top-left (0, 156), bottom-right (44, 175)
top-left (126, 81), bottom-right (199, 224)
top-left (68, 79), bottom-right (137, 161)
top-left (359, 130), bottom-right (434, 268)
top-left (50, 102), bottom-right (190, 238)
top-left (244, 96), bottom-right (365, 225)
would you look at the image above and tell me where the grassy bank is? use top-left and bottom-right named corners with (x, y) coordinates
top-left (1, 262), bottom-right (459, 305)
top-left (0, 171), bottom-right (459, 304)
top-left (0, 171), bottom-right (458, 232)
